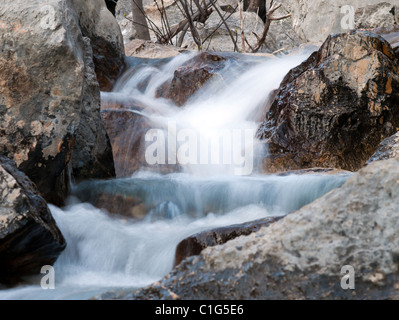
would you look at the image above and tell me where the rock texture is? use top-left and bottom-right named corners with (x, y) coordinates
top-left (101, 108), bottom-right (149, 177)
top-left (0, 0), bottom-right (116, 204)
top-left (156, 52), bottom-right (227, 106)
top-left (0, 156), bottom-right (65, 285)
top-left (367, 132), bottom-right (399, 163)
top-left (174, 216), bottom-right (283, 267)
top-left (97, 157), bottom-right (399, 300)
top-left (283, 0), bottom-right (399, 43)
top-left (71, 0), bottom-right (126, 91)
top-left (258, 31), bottom-right (399, 172)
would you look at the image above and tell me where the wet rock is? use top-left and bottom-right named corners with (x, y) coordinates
top-left (98, 157), bottom-right (399, 300)
top-left (0, 156), bottom-right (66, 285)
top-left (174, 216), bottom-right (283, 267)
top-left (101, 109), bottom-right (151, 177)
top-left (0, 0), bottom-right (116, 205)
top-left (367, 132), bottom-right (399, 163)
top-left (258, 31), bottom-right (399, 172)
top-left (156, 52), bottom-right (227, 106)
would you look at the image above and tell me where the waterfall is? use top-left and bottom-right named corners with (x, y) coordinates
top-left (0, 50), bottom-right (351, 300)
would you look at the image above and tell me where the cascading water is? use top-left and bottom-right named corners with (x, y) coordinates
top-left (0, 51), bottom-right (352, 300)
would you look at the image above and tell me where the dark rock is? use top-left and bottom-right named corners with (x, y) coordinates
top-left (174, 216), bottom-right (283, 267)
top-left (156, 52), bottom-right (226, 106)
top-left (0, 156), bottom-right (66, 285)
top-left (258, 31), bottom-right (399, 173)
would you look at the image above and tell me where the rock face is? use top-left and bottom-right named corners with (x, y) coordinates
top-left (283, 0), bottom-right (399, 43)
top-left (258, 31), bottom-right (399, 172)
top-left (72, 38), bottom-right (116, 183)
top-left (0, 156), bottom-right (66, 285)
top-left (71, 0), bottom-right (126, 91)
top-left (0, 0), bottom-right (116, 205)
top-left (367, 132), bottom-right (399, 163)
top-left (98, 157), bottom-right (399, 300)
top-left (356, 2), bottom-right (398, 30)
top-left (174, 216), bottom-right (283, 267)
top-left (101, 108), bottom-right (149, 177)
top-left (156, 52), bottom-right (227, 106)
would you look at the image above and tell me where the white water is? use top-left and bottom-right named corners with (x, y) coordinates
top-left (0, 51), bottom-right (351, 300)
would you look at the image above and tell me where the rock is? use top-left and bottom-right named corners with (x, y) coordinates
top-left (258, 31), bottom-right (399, 172)
top-left (174, 216), bottom-right (283, 267)
top-left (0, 156), bottom-right (66, 285)
top-left (98, 157), bottom-right (399, 300)
top-left (101, 108), bottom-right (150, 177)
top-left (156, 52), bottom-right (227, 106)
top-left (367, 132), bottom-right (399, 163)
top-left (0, 0), bottom-right (116, 205)
top-left (282, 0), bottom-right (399, 44)
top-left (71, 0), bottom-right (126, 91)
top-left (72, 37), bottom-right (116, 183)
top-left (356, 2), bottom-right (398, 30)
top-left (125, 39), bottom-right (187, 59)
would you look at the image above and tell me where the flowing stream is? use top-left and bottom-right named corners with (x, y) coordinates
top-left (0, 51), bottom-right (351, 300)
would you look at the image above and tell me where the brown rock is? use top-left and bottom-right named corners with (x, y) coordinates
top-left (258, 31), bottom-right (399, 172)
top-left (156, 52), bottom-right (227, 106)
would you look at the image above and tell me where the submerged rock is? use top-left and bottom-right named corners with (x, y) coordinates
top-left (174, 216), bottom-right (283, 267)
top-left (258, 31), bottom-right (399, 172)
top-left (0, 0), bottom-right (116, 205)
top-left (0, 156), bottom-right (65, 285)
top-left (98, 157), bottom-right (399, 300)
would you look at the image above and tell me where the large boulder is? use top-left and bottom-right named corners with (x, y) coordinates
top-left (0, 0), bottom-right (116, 205)
top-left (258, 31), bottom-right (399, 172)
top-left (97, 157), bottom-right (399, 300)
top-left (0, 156), bottom-right (65, 285)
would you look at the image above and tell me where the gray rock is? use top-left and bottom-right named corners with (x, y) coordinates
top-left (97, 157), bottom-right (399, 300)
top-left (0, 156), bottom-right (65, 285)
top-left (356, 2), bottom-right (398, 29)
top-left (367, 132), bottom-right (399, 164)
